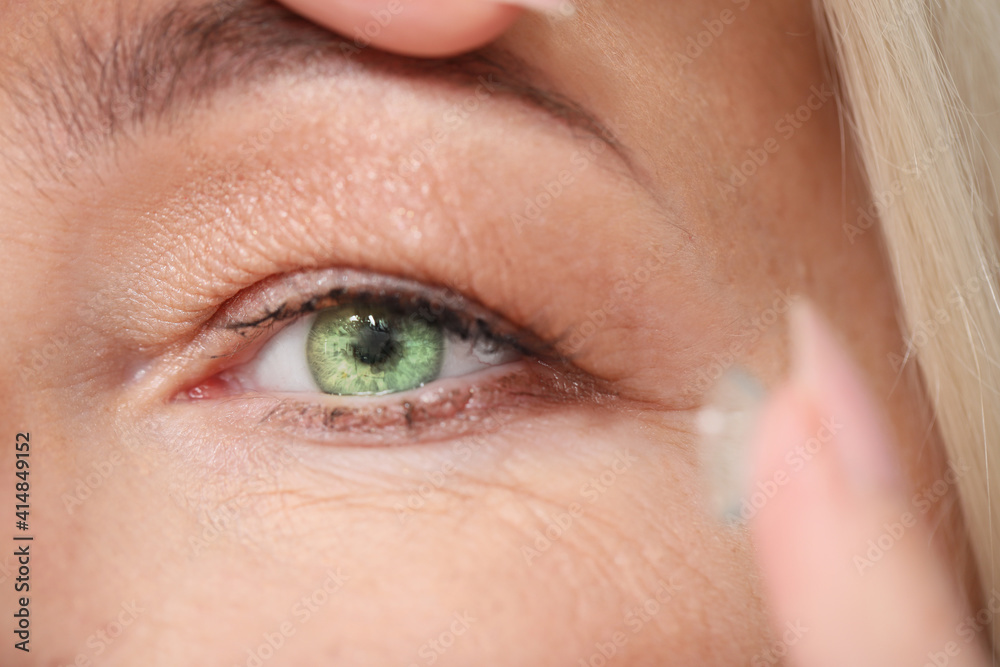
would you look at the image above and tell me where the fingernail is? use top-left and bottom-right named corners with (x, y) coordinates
top-left (697, 366), bottom-right (767, 522)
top-left (500, 0), bottom-right (576, 17)
top-left (788, 301), bottom-right (901, 494)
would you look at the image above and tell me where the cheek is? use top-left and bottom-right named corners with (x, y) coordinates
top-left (45, 409), bottom-right (773, 665)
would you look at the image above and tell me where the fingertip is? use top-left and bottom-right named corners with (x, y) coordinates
top-left (276, 0), bottom-right (525, 57)
top-left (749, 301), bottom-right (990, 667)
top-left (788, 300), bottom-right (901, 493)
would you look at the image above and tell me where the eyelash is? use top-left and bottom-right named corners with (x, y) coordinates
top-left (166, 269), bottom-right (609, 446)
top-left (224, 288), bottom-right (538, 359)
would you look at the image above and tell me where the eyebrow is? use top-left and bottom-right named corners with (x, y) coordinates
top-left (0, 0), bottom-right (629, 185)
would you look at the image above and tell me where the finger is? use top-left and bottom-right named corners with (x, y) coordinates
top-left (749, 303), bottom-right (990, 667)
top-left (274, 0), bottom-right (570, 58)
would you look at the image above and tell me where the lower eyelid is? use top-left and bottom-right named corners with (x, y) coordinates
top-left (263, 365), bottom-right (523, 437)
top-left (172, 361), bottom-right (614, 447)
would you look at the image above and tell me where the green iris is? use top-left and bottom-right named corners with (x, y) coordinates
top-left (306, 304), bottom-right (444, 395)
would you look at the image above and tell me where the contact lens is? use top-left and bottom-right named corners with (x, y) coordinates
top-left (306, 305), bottom-right (444, 395)
top-left (696, 366), bottom-right (767, 523)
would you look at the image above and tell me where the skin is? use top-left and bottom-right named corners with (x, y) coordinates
top-left (0, 0), bottom-right (984, 665)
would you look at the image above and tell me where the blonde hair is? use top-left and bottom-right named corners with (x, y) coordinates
top-left (816, 0), bottom-right (1000, 655)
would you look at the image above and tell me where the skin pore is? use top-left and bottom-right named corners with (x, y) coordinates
top-left (0, 0), bottom-right (972, 665)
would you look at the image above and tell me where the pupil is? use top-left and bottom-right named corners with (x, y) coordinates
top-left (351, 319), bottom-right (398, 367)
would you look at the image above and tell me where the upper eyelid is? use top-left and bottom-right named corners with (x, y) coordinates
top-left (212, 268), bottom-right (566, 362)
top-left (218, 269), bottom-right (468, 330)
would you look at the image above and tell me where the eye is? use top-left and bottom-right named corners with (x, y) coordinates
top-left (169, 269), bottom-right (611, 445)
top-left (242, 300), bottom-right (520, 396)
